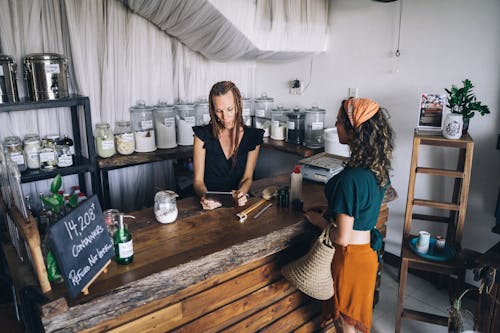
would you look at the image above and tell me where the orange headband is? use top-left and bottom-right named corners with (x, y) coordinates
top-left (343, 98), bottom-right (380, 128)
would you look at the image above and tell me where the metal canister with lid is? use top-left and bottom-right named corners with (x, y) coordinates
top-left (304, 105), bottom-right (326, 148)
top-left (286, 110), bottom-right (306, 145)
top-left (154, 101), bottom-right (177, 149)
top-left (130, 100), bottom-right (156, 152)
top-left (114, 120), bottom-right (135, 155)
top-left (3, 136), bottom-right (26, 172)
top-left (23, 53), bottom-right (69, 101)
top-left (23, 134), bottom-right (41, 169)
top-left (0, 54), bottom-right (20, 103)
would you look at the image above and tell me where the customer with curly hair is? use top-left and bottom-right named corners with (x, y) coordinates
top-left (304, 97), bottom-right (394, 333)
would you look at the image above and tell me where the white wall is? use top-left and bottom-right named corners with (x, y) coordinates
top-left (255, 0), bottom-right (500, 256)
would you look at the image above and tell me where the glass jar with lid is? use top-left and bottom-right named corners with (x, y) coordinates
top-left (3, 136), bottom-right (26, 172)
top-left (253, 117), bottom-right (271, 138)
top-left (175, 103), bottom-right (196, 146)
top-left (153, 101), bottom-right (177, 149)
top-left (56, 145), bottom-right (73, 167)
top-left (194, 101), bottom-right (209, 126)
top-left (254, 93), bottom-right (273, 119)
top-left (46, 134), bottom-right (60, 144)
top-left (270, 105), bottom-right (290, 141)
top-left (304, 105), bottom-right (326, 148)
top-left (154, 190), bottom-right (179, 224)
top-left (114, 121), bottom-right (135, 155)
top-left (39, 138), bottom-right (57, 171)
top-left (59, 134), bottom-right (75, 159)
top-left (286, 110), bottom-right (306, 145)
top-left (95, 122), bottom-right (116, 158)
top-left (242, 98), bottom-right (252, 126)
top-left (23, 134), bottom-right (41, 169)
top-left (130, 100), bottom-right (156, 152)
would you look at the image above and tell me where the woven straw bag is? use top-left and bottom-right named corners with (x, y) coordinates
top-left (281, 226), bottom-right (335, 300)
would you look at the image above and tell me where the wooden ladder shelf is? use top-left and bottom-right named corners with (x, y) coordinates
top-left (395, 131), bottom-right (474, 332)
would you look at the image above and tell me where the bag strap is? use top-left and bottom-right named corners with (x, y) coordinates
top-left (320, 224), bottom-right (333, 248)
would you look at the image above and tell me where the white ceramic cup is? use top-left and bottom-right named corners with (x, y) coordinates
top-left (417, 231), bottom-right (431, 254)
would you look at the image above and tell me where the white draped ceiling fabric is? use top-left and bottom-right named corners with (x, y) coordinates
top-left (0, 0), bottom-right (328, 211)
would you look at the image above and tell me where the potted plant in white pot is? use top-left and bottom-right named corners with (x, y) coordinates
top-left (445, 79), bottom-right (490, 134)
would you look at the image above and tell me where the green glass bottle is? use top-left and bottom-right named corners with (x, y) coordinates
top-left (113, 214), bottom-right (134, 265)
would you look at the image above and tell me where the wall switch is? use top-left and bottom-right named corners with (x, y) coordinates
top-left (348, 88), bottom-right (358, 98)
top-left (290, 79), bottom-right (303, 95)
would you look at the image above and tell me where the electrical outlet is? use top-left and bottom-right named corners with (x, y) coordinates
top-left (289, 79), bottom-right (303, 95)
top-left (348, 88), bottom-right (358, 98)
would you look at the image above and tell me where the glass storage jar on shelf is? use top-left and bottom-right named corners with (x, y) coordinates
top-left (114, 120), bottom-right (135, 155)
top-left (304, 105), bottom-right (326, 148)
top-left (3, 136), bottom-right (26, 172)
top-left (23, 134), bottom-right (41, 169)
top-left (95, 122), bottom-right (116, 158)
top-left (253, 117), bottom-right (271, 138)
top-left (59, 134), bottom-right (75, 159)
top-left (153, 101), bottom-right (177, 149)
top-left (194, 101), bottom-right (209, 126)
top-left (270, 105), bottom-right (290, 141)
top-left (254, 93), bottom-right (273, 119)
top-left (175, 103), bottom-right (196, 146)
top-left (130, 100), bottom-right (156, 152)
top-left (56, 145), bottom-right (73, 167)
top-left (242, 98), bottom-right (252, 126)
top-left (39, 138), bottom-right (57, 171)
top-left (286, 110), bottom-right (306, 145)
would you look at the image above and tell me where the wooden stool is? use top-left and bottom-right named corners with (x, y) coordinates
top-left (395, 132), bottom-right (474, 332)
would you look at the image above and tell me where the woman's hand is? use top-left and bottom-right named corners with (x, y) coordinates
top-left (303, 205), bottom-right (329, 230)
top-left (200, 196), bottom-right (222, 210)
top-left (232, 190), bottom-right (248, 207)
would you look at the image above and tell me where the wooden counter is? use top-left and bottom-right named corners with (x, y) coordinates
top-left (6, 174), bottom-right (394, 332)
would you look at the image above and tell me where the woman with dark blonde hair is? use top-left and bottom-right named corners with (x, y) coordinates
top-left (304, 98), bottom-right (394, 333)
top-left (193, 81), bottom-right (264, 210)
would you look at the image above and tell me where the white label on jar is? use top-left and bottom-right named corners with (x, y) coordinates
top-left (141, 120), bottom-right (153, 130)
top-left (101, 139), bottom-right (114, 149)
top-left (69, 145), bottom-right (75, 155)
top-left (118, 240), bottom-right (134, 258)
top-left (185, 116), bottom-right (195, 126)
top-left (243, 108), bottom-right (250, 116)
top-left (256, 109), bottom-right (266, 117)
top-left (10, 152), bottom-right (25, 165)
top-left (121, 133), bottom-right (134, 142)
top-left (27, 150), bottom-right (39, 160)
top-left (312, 122), bottom-right (323, 130)
top-left (0, 66), bottom-right (3, 76)
top-left (57, 155), bottom-right (73, 167)
top-left (287, 121), bottom-right (295, 130)
top-left (46, 63), bottom-right (60, 74)
top-left (203, 114), bottom-right (210, 123)
top-left (40, 151), bottom-right (55, 162)
top-left (272, 120), bottom-right (280, 127)
top-left (164, 117), bottom-right (175, 127)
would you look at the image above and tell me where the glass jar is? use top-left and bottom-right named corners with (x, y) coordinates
top-left (270, 105), bottom-right (290, 141)
top-left (286, 111), bottom-right (306, 145)
top-left (59, 134), bottom-right (75, 158)
top-left (153, 102), bottom-right (177, 149)
top-left (130, 100), bottom-right (156, 152)
top-left (304, 106), bottom-right (326, 148)
top-left (46, 134), bottom-right (60, 144)
top-left (242, 98), bottom-right (252, 126)
top-left (154, 190), bottom-right (179, 224)
top-left (253, 117), bottom-right (271, 138)
top-left (175, 103), bottom-right (196, 146)
top-left (194, 101), bottom-right (209, 126)
top-left (95, 122), bottom-right (116, 158)
top-left (39, 138), bottom-right (57, 171)
top-left (23, 134), bottom-right (41, 169)
top-left (114, 120), bottom-right (135, 155)
top-left (254, 94), bottom-right (273, 119)
top-left (56, 144), bottom-right (73, 167)
top-left (3, 136), bottom-right (26, 172)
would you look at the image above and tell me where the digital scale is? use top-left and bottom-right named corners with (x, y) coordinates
top-left (299, 152), bottom-right (346, 183)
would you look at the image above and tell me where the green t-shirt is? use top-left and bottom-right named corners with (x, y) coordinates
top-left (324, 167), bottom-right (386, 230)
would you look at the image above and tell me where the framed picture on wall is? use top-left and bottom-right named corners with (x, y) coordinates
top-left (416, 93), bottom-right (447, 134)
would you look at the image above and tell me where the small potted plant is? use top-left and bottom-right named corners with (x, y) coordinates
top-left (445, 79), bottom-right (490, 133)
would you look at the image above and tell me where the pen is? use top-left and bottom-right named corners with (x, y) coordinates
top-left (253, 203), bottom-right (273, 219)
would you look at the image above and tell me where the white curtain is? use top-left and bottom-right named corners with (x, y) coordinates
top-left (0, 0), bottom-right (256, 211)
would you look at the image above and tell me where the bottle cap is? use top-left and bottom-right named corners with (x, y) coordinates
top-left (293, 165), bottom-right (301, 173)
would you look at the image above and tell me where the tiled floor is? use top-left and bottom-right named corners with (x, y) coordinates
top-left (373, 264), bottom-right (477, 333)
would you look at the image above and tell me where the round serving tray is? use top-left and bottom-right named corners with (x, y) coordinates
top-left (409, 237), bottom-right (457, 262)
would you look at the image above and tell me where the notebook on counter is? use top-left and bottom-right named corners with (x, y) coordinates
top-left (298, 152), bottom-right (346, 183)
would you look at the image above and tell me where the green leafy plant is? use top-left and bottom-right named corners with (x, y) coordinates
top-left (445, 79), bottom-right (490, 121)
top-left (40, 173), bottom-right (78, 213)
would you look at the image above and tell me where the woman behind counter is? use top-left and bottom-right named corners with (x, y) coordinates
top-left (193, 81), bottom-right (264, 210)
top-left (304, 98), bottom-right (394, 333)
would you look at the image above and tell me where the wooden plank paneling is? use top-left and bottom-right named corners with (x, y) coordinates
top-left (259, 302), bottom-right (321, 332)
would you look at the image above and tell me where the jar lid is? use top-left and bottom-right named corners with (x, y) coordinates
top-left (24, 133), bottom-right (40, 141)
top-left (0, 54), bottom-right (15, 62)
top-left (130, 100), bottom-right (154, 112)
top-left (305, 105), bottom-right (326, 113)
top-left (115, 120), bottom-right (131, 126)
top-left (3, 136), bottom-right (21, 146)
top-left (155, 190), bottom-right (179, 201)
top-left (174, 103), bottom-right (195, 110)
top-left (24, 53), bottom-right (66, 61)
top-left (46, 134), bottom-right (60, 140)
top-left (255, 95), bottom-right (274, 102)
top-left (287, 112), bottom-right (305, 119)
top-left (24, 137), bottom-right (41, 144)
top-left (272, 105), bottom-right (290, 112)
top-left (96, 122), bottom-right (110, 129)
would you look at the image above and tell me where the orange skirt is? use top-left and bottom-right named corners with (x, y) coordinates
top-left (322, 243), bottom-right (378, 333)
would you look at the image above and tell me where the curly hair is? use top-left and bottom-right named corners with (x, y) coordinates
top-left (338, 103), bottom-right (394, 187)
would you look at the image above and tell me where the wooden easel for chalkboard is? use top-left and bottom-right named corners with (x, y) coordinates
top-left (81, 259), bottom-right (111, 295)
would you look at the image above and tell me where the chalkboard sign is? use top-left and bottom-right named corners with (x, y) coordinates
top-left (48, 195), bottom-right (114, 298)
